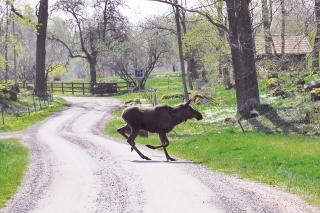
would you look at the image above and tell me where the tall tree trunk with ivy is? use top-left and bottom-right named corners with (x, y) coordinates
top-left (225, 0), bottom-right (260, 117)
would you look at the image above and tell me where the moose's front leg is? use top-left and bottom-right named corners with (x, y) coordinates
top-left (163, 147), bottom-right (176, 161)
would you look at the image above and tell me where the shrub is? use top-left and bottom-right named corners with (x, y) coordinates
top-left (266, 78), bottom-right (279, 89)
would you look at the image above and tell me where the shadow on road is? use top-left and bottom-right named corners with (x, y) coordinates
top-left (130, 160), bottom-right (200, 164)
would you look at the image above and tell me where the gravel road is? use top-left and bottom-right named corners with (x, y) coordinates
top-left (0, 96), bottom-right (319, 213)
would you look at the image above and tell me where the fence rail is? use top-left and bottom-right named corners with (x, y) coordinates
top-left (20, 81), bottom-right (132, 95)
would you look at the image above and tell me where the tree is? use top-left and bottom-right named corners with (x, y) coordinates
top-left (313, 0), bottom-right (320, 70)
top-left (261, 0), bottom-right (272, 54)
top-left (151, 0), bottom-right (260, 116)
top-left (110, 18), bottom-right (175, 90)
top-left (7, 0), bottom-right (49, 97)
top-left (51, 0), bottom-right (128, 84)
top-left (35, 0), bottom-right (48, 96)
top-left (280, 0), bottom-right (285, 55)
top-left (225, 0), bottom-right (260, 116)
top-left (173, 0), bottom-right (189, 100)
top-left (183, 2), bottom-right (231, 89)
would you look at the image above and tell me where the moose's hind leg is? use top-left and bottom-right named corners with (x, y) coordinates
top-left (127, 129), bottom-right (151, 160)
top-left (117, 124), bottom-right (136, 152)
top-left (117, 124), bottom-right (130, 139)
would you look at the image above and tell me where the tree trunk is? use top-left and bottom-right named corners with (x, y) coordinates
top-left (186, 53), bottom-right (194, 90)
top-left (185, 51), bottom-right (199, 84)
top-left (180, 6), bottom-right (193, 91)
top-left (281, 0), bottom-right (285, 55)
top-left (261, 0), bottom-right (272, 54)
top-left (35, 0), bottom-right (49, 97)
top-left (13, 19), bottom-right (17, 84)
top-left (313, 0), bottom-right (320, 69)
top-left (89, 54), bottom-right (97, 84)
top-left (225, 0), bottom-right (260, 116)
top-left (216, 1), bottom-right (227, 78)
top-left (174, 2), bottom-right (189, 100)
top-left (5, 5), bottom-right (9, 83)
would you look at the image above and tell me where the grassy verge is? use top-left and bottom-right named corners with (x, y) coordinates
top-left (105, 117), bottom-right (320, 206)
top-left (0, 138), bottom-right (29, 208)
top-left (0, 97), bottom-right (67, 132)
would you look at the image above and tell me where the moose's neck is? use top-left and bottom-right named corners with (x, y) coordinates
top-left (171, 111), bottom-right (189, 127)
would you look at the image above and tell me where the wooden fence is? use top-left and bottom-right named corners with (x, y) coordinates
top-left (21, 81), bottom-right (132, 95)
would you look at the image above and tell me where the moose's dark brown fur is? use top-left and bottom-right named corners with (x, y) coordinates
top-left (117, 99), bottom-right (203, 161)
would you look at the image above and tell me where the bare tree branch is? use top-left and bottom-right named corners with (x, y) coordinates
top-left (148, 0), bottom-right (229, 33)
top-left (48, 36), bottom-right (87, 59)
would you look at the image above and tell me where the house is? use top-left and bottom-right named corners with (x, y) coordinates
top-left (255, 35), bottom-right (313, 69)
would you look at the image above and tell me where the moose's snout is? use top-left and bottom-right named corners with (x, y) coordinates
top-left (196, 112), bottom-right (203, 120)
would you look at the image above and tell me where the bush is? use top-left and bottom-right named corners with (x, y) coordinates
top-left (0, 83), bottom-right (19, 101)
top-left (266, 78), bottom-right (279, 89)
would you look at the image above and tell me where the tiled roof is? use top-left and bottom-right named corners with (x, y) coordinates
top-left (255, 35), bottom-right (312, 55)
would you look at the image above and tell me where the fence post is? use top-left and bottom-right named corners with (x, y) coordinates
top-left (62, 82), bottom-right (64, 94)
top-left (27, 101), bottom-right (30, 115)
top-left (100, 82), bottom-right (103, 96)
top-left (39, 98), bottom-right (42, 110)
top-left (50, 85), bottom-right (54, 102)
top-left (33, 95), bottom-right (37, 112)
top-left (154, 89), bottom-right (158, 106)
top-left (51, 82), bottom-right (53, 94)
top-left (13, 108), bottom-right (19, 119)
top-left (82, 82), bottom-right (85, 95)
top-left (72, 82), bottom-right (74, 95)
top-left (1, 107), bottom-right (4, 124)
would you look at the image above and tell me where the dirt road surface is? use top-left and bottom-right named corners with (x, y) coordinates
top-left (0, 97), bottom-right (319, 213)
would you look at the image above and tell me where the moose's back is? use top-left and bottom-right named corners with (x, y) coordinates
top-left (122, 105), bottom-right (174, 133)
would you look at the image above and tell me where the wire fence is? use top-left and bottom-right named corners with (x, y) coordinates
top-left (0, 94), bottom-right (54, 125)
top-left (138, 88), bottom-right (158, 106)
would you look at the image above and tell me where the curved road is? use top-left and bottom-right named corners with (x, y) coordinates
top-left (0, 97), bottom-right (318, 213)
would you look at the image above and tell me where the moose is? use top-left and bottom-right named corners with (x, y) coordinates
top-left (117, 99), bottom-right (203, 161)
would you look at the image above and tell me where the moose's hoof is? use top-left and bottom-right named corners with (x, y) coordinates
top-left (144, 156), bottom-right (151, 160)
top-left (146, 144), bottom-right (156, 149)
top-left (168, 157), bottom-right (177, 161)
top-left (130, 147), bottom-right (134, 152)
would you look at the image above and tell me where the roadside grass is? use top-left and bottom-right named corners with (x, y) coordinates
top-left (0, 138), bottom-right (29, 208)
top-left (0, 97), bottom-right (67, 132)
top-left (104, 71), bottom-right (320, 207)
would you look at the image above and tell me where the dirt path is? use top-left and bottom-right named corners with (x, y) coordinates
top-left (0, 96), bottom-right (318, 213)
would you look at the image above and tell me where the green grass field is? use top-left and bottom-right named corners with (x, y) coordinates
top-left (0, 138), bottom-right (29, 208)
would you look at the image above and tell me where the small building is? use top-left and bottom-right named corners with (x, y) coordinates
top-left (255, 35), bottom-right (313, 69)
